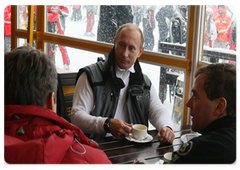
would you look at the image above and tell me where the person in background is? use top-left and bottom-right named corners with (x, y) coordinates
top-left (97, 6), bottom-right (133, 44)
top-left (171, 5), bottom-right (188, 45)
top-left (231, 18), bottom-right (238, 51)
top-left (142, 5), bottom-right (156, 51)
top-left (58, 5), bottom-right (69, 32)
top-left (204, 7), bottom-right (218, 64)
top-left (4, 44), bottom-right (111, 164)
top-left (132, 5), bottom-right (144, 26)
top-left (133, 63), bottom-right (236, 164)
top-left (47, 5), bottom-right (70, 70)
top-left (97, 5), bottom-right (133, 60)
top-left (4, 5), bottom-right (11, 54)
top-left (209, 5), bottom-right (218, 19)
top-left (84, 5), bottom-right (95, 36)
top-left (212, 5), bottom-right (232, 49)
top-left (204, 7), bottom-right (217, 48)
top-left (155, 5), bottom-right (176, 104)
top-left (71, 5), bottom-right (82, 21)
top-left (71, 23), bottom-right (175, 144)
top-left (226, 19), bottom-right (236, 51)
top-left (156, 5), bottom-right (175, 44)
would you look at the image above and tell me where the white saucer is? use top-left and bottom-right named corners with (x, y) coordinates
top-left (125, 133), bottom-right (153, 143)
top-left (180, 133), bottom-right (201, 143)
top-left (154, 159), bottom-right (164, 165)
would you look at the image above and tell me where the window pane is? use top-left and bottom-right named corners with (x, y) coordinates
top-left (45, 5), bottom-right (189, 57)
top-left (44, 42), bottom-right (105, 72)
top-left (17, 5), bottom-right (28, 30)
top-left (140, 62), bottom-right (185, 130)
top-left (202, 5), bottom-right (236, 64)
top-left (17, 38), bottom-right (27, 47)
top-left (17, 5), bottom-right (37, 31)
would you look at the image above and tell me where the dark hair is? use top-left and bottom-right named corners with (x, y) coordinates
top-left (195, 63), bottom-right (236, 117)
top-left (4, 44), bottom-right (58, 107)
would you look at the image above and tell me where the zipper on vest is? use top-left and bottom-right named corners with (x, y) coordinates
top-left (111, 93), bottom-right (113, 101)
top-left (109, 90), bottom-right (119, 118)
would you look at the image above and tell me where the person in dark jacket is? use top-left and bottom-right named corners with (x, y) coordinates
top-left (156, 5), bottom-right (175, 45)
top-left (133, 63), bottom-right (236, 164)
top-left (155, 5), bottom-right (176, 103)
top-left (4, 44), bottom-right (111, 164)
top-left (142, 5), bottom-right (156, 51)
top-left (97, 5), bottom-right (133, 45)
top-left (71, 23), bottom-right (175, 143)
top-left (71, 5), bottom-right (82, 21)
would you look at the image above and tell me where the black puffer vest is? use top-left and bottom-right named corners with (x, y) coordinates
top-left (76, 47), bottom-right (151, 138)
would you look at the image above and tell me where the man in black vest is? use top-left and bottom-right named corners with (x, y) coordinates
top-left (71, 23), bottom-right (175, 144)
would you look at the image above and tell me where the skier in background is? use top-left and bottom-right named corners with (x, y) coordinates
top-left (204, 7), bottom-right (217, 48)
top-left (97, 5), bottom-right (133, 59)
top-left (132, 5), bottom-right (144, 26)
top-left (156, 5), bottom-right (175, 49)
top-left (171, 5), bottom-right (188, 45)
top-left (212, 5), bottom-right (232, 49)
top-left (84, 5), bottom-right (95, 36)
top-left (71, 5), bottom-right (82, 21)
top-left (47, 5), bottom-right (70, 70)
top-left (59, 5), bottom-right (69, 32)
top-left (143, 5), bottom-right (156, 51)
top-left (156, 5), bottom-right (175, 103)
top-left (231, 18), bottom-right (238, 51)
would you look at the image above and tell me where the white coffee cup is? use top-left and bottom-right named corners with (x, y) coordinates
top-left (163, 152), bottom-right (172, 162)
top-left (132, 124), bottom-right (147, 140)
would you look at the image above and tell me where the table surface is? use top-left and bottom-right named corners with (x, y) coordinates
top-left (93, 125), bottom-right (193, 164)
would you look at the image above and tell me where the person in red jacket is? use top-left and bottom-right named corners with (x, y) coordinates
top-left (58, 5), bottom-right (69, 32)
top-left (47, 5), bottom-right (70, 70)
top-left (4, 44), bottom-right (112, 164)
top-left (4, 5), bottom-right (11, 54)
top-left (71, 5), bottom-right (82, 21)
top-left (212, 5), bottom-right (232, 49)
top-left (142, 5), bottom-right (156, 51)
top-left (84, 5), bottom-right (95, 36)
top-left (204, 7), bottom-right (217, 48)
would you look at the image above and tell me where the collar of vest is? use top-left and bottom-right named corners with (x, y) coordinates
top-left (107, 47), bottom-right (144, 88)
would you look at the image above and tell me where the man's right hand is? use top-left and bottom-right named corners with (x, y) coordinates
top-left (109, 119), bottom-right (132, 138)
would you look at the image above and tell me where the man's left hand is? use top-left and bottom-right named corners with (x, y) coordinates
top-left (157, 126), bottom-right (175, 144)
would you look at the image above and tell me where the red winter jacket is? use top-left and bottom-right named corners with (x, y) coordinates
top-left (4, 105), bottom-right (112, 164)
top-left (59, 5), bottom-right (69, 17)
top-left (212, 10), bottom-right (232, 42)
top-left (47, 5), bottom-right (59, 22)
top-left (4, 5), bottom-right (11, 37)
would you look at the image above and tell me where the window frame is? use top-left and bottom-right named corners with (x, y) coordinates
top-left (11, 5), bottom-right (205, 126)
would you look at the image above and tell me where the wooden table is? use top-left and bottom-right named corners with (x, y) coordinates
top-left (93, 125), bottom-right (193, 164)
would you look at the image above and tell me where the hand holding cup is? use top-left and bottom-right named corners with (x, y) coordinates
top-left (132, 124), bottom-right (147, 140)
